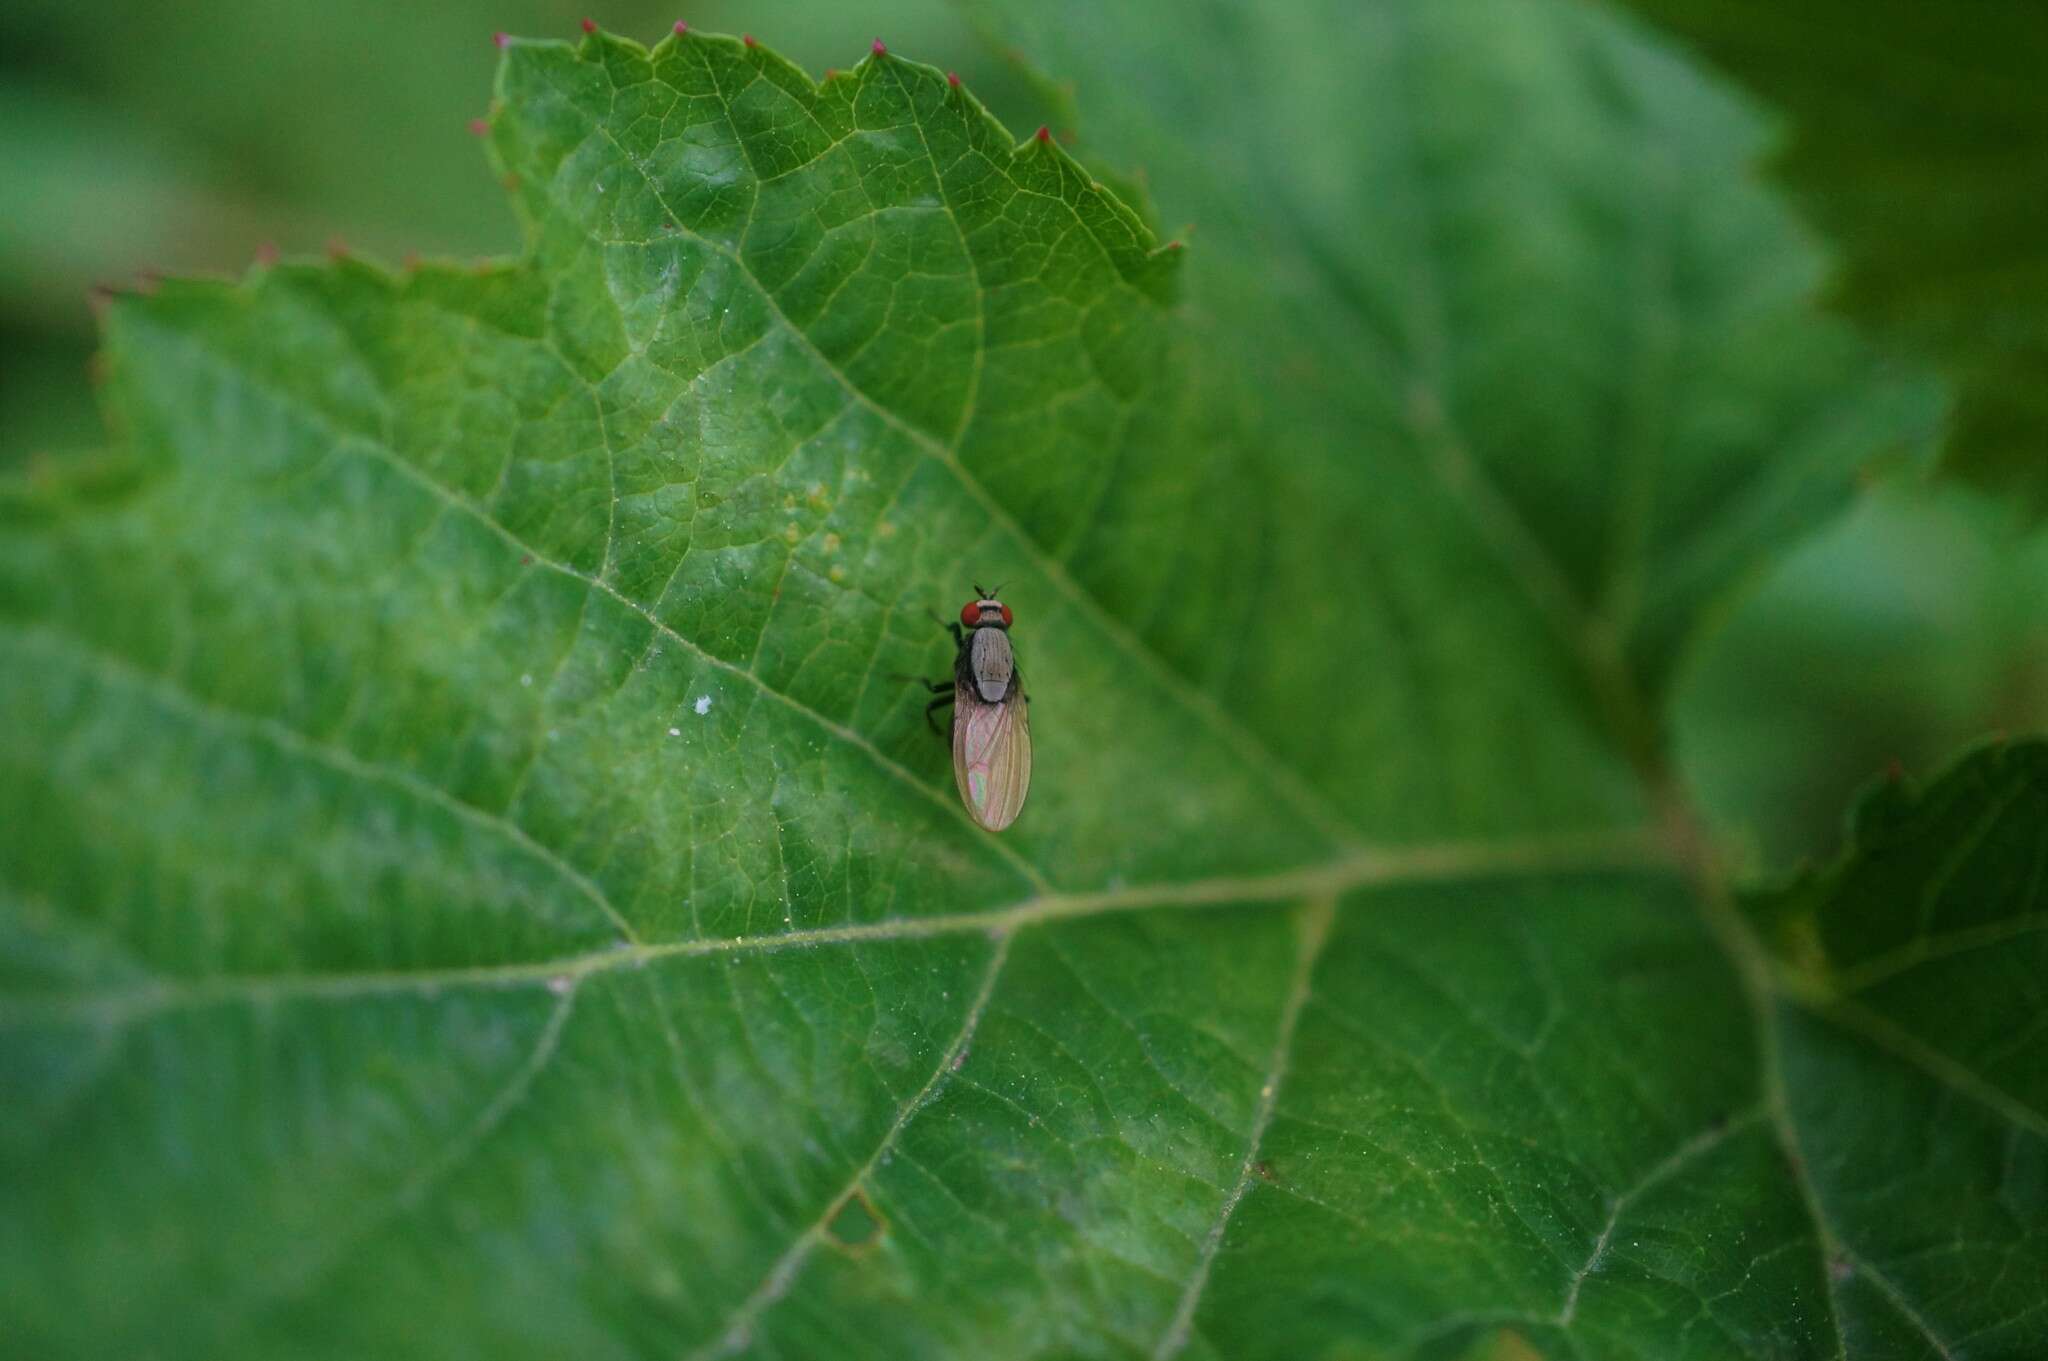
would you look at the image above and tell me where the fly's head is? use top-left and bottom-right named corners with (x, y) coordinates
top-left (960, 584), bottom-right (1012, 631)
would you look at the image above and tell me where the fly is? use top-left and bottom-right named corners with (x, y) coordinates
top-left (914, 585), bottom-right (1031, 832)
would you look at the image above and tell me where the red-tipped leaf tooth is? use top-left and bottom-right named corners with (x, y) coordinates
top-left (1034, 124), bottom-right (1051, 143)
top-left (946, 71), bottom-right (960, 87)
top-left (492, 30), bottom-right (509, 48)
top-left (325, 236), bottom-right (350, 260)
top-left (823, 68), bottom-right (838, 80)
top-left (402, 251), bottom-right (422, 271)
top-left (673, 20), bottom-right (687, 34)
top-left (742, 33), bottom-right (755, 47)
top-left (468, 117), bottom-right (488, 136)
top-left (254, 240), bottom-right (281, 265)
top-left (580, 17), bottom-right (596, 33)
top-left (871, 38), bottom-right (886, 55)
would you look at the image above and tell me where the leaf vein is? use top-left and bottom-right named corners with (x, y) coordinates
top-left (1556, 1106), bottom-right (1766, 1325)
top-left (685, 931), bottom-right (1013, 1360)
top-left (1152, 894), bottom-right (1335, 1361)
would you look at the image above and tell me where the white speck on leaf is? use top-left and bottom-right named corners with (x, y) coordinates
top-left (668, 726), bottom-right (681, 737)
top-left (547, 975), bottom-right (573, 996)
top-left (519, 673), bottom-right (534, 687)
top-left (694, 695), bottom-right (713, 715)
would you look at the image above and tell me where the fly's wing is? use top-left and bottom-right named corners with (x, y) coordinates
top-left (952, 681), bottom-right (1032, 832)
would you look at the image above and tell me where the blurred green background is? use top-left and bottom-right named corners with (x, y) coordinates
top-left (5, 0), bottom-right (2043, 871)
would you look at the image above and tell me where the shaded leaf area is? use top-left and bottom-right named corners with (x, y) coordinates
top-left (1747, 740), bottom-right (2048, 1358)
top-left (0, 10), bottom-right (2010, 1361)
top-left (1614, 0), bottom-right (2048, 511)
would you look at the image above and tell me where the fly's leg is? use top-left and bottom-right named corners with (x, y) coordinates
top-left (890, 672), bottom-right (955, 734)
top-left (888, 672), bottom-right (953, 694)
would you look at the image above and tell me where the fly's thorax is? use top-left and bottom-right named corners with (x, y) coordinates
top-left (968, 625), bottom-right (1014, 702)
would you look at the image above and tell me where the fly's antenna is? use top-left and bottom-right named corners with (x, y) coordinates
top-left (972, 583), bottom-right (988, 599)
top-left (984, 582), bottom-right (1005, 599)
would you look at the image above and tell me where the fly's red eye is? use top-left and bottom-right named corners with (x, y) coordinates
top-left (960, 601), bottom-right (979, 628)
top-left (999, 604), bottom-right (1013, 627)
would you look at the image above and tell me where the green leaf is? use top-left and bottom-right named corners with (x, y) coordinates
top-left (1612, 0), bottom-right (2048, 512)
top-left (0, 9), bottom-right (2019, 1360)
top-left (1743, 740), bottom-right (2048, 1356)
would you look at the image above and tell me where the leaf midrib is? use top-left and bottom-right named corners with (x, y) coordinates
top-left (0, 812), bottom-right (1667, 1029)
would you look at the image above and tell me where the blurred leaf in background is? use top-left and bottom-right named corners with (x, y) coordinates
top-left (1592, 0), bottom-right (2048, 870)
top-left (1615, 0), bottom-right (2048, 511)
top-left (1676, 473), bottom-right (2048, 871)
top-left (0, 0), bottom-right (1023, 464)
